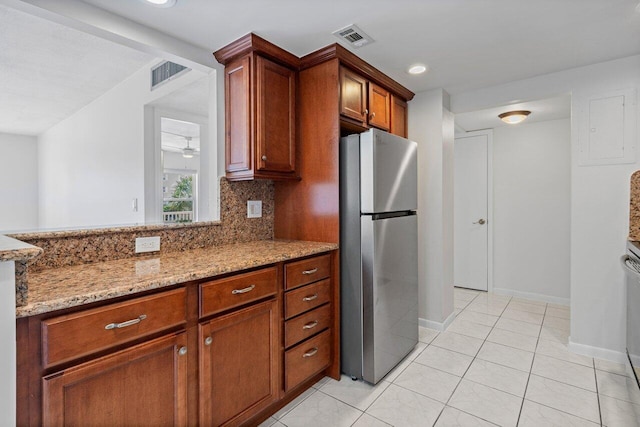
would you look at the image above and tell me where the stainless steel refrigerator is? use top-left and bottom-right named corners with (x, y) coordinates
top-left (340, 128), bottom-right (418, 384)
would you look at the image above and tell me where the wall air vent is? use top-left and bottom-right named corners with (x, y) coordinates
top-left (151, 61), bottom-right (190, 90)
top-left (332, 24), bottom-right (374, 49)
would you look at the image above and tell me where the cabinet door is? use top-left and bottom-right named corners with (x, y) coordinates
top-left (256, 56), bottom-right (296, 173)
top-left (339, 66), bottom-right (367, 125)
top-left (390, 95), bottom-right (408, 138)
top-left (43, 332), bottom-right (188, 426)
top-left (200, 299), bottom-right (280, 426)
top-left (225, 56), bottom-right (253, 174)
top-left (368, 82), bottom-right (391, 131)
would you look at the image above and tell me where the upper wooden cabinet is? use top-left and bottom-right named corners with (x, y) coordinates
top-left (390, 95), bottom-right (409, 138)
top-left (339, 66), bottom-right (368, 126)
top-left (368, 82), bottom-right (391, 131)
top-left (215, 34), bottom-right (298, 181)
top-left (339, 65), bottom-right (401, 135)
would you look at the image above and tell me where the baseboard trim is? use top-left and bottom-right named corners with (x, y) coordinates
top-left (568, 338), bottom-right (627, 363)
top-left (492, 287), bottom-right (570, 306)
top-left (419, 311), bottom-right (456, 332)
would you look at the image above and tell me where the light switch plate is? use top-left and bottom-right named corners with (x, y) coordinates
top-left (135, 236), bottom-right (160, 253)
top-left (247, 200), bottom-right (262, 218)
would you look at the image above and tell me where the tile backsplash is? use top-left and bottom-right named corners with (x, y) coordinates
top-left (11, 178), bottom-right (274, 272)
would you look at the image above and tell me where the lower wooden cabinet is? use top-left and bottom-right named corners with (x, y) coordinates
top-left (199, 299), bottom-right (280, 426)
top-left (42, 332), bottom-right (188, 426)
top-left (18, 251), bottom-right (338, 426)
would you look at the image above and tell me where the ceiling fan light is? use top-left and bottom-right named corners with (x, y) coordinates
top-left (498, 110), bottom-right (531, 124)
top-left (182, 147), bottom-right (195, 158)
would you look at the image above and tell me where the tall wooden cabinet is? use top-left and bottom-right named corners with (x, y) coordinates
top-left (274, 44), bottom-right (415, 243)
top-left (215, 34), bottom-right (298, 181)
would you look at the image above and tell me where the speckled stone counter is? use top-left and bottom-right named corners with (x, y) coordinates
top-left (0, 235), bottom-right (43, 306)
top-left (17, 239), bottom-right (338, 318)
top-left (0, 235), bottom-right (42, 262)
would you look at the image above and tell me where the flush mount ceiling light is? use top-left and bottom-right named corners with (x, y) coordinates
top-left (498, 110), bottom-right (531, 124)
top-left (141, 0), bottom-right (177, 7)
top-left (408, 64), bottom-right (428, 75)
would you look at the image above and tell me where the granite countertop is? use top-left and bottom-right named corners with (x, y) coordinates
top-left (0, 235), bottom-right (42, 262)
top-left (17, 239), bottom-right (338, 318)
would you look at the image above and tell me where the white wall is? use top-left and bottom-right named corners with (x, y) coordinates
top-left (451, 54), bottom-right (640, 358)
top-left (0, 133), bottom-right (38, 232)
top-left (38, 62), bottom-right (208, 229)
top-left (492, 119), bottom-right (571, 302)
top-left (409, 89), bottom-right (455, 330)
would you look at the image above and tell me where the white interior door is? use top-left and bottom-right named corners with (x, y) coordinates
top-left (454, 131), bottom-right (490, 291)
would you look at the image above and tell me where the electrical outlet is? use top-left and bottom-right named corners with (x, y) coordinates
top-left (135, 236), bottom-right (160, 253)
top-left (247, 200), bottom-right (262, 218)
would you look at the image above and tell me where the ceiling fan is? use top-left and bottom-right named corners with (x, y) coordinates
top-left (161, 130), bottom-right (199, 158)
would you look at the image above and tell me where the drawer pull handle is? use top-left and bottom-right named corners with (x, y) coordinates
top-left (232, 284), bottom-right (256, 295)
top-left (302, 320), bottom-right (319, 330)
top-left (303, 347), bottom-right (319, 358)
top-left (105, 314), bottom-right (147, 330)
top-left (302, 268), bottom-right (318, 275)
top-left (302, 294), bottom-right (318, 302)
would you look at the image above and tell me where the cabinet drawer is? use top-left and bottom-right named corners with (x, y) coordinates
top-left (285, 304), bottom-right (331, 348)
top-left (284, 279), bottom-right (331, 319)
top-left (42, 288), bottom-right (186, 368)
top-left (285, 254), bottom-right (330, 290)
top-left (200, 267), bottom-right (277, 318)
top-left (285, 329), bottom-right (331, 391)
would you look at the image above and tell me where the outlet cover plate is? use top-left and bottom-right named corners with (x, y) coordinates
top-left (135, 236), bottom-right (161, 253)
top-left (247, 200), bottom-right (262, 218)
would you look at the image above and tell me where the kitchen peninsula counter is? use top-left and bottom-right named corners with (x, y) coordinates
top-left (17, 239), bottom-right (338, 318)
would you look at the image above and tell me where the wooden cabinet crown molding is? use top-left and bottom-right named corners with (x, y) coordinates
top-left (300, 43), bottom-right (415, 102)
top-left (214, 33), bottom-right (299, 69)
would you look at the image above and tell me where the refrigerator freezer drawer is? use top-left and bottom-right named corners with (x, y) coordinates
top-left (361, 213), bottom-right (419, 384)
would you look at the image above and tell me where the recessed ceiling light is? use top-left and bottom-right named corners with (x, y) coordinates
top-left (498, 110), bottom-right (531, 124)
top-left (142, 0), bottom-right (177, 7)
top-left (408, 64), bottom-right (428, 75)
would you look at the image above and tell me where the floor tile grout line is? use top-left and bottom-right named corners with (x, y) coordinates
top-left (515, 299), bottom-right (546, 426)
top-left (593, 358), bottom-right (605, 426)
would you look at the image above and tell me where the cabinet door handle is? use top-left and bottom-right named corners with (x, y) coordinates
top-left (302, 294), bottom-right (318, 302)
top-left (302, 320), bottom-right (319, 330)
top-left (105, 314), bottom-right (147, 330)
top-left (302, 268), bottom-right (318, 275)
top-left (362, 109), bottom-right (369, 116)
top-left (178, 346), bottom-right (187, 356)
top-left (261, 155), bottom-right (267, 161)
top-left (302, 347), bottom-right (318, 358)
top-left (232, 284), bottom-right (256, 295)
top-left (370, 112), bottom-right (376, 120)
top-left (204, 336), bottom-right (213, 346)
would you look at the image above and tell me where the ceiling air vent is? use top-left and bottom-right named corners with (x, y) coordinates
top-left (151, 61), bottom-right (190, 90)
top-left (332, 24), bottom-right (374, 48)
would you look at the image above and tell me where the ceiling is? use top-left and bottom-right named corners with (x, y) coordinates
top-left (0, 4), bottom-right (154, 135)
top-left (77, 0), bottom-right (640, 95)
top-left (455, 94), bottom-right (572, 132)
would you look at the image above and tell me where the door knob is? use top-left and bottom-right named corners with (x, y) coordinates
top-left (473, 219), bottom-right (486, 225)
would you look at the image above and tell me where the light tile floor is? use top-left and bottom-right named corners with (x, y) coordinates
top-left (260, 288), bottom-right (640, 426)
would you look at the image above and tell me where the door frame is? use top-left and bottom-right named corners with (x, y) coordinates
top-left (453, 129), bottom-right (494, 292)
